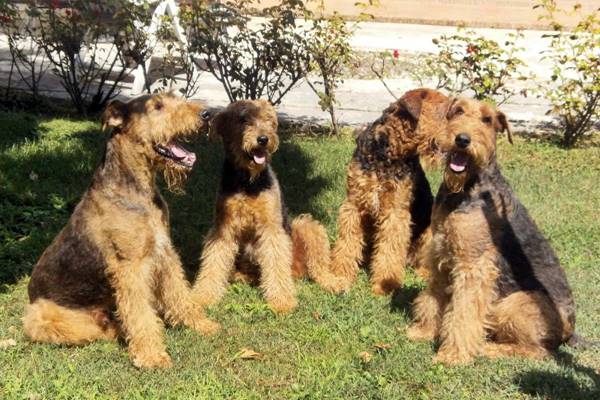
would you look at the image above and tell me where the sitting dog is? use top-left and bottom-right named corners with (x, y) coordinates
top-left (330, 88), bottom-right (450, 295)
top-left (192, 99), bottom-right (344, 314)
top-left (407, 96), bottom-right (576, 365)
top-left (23, 93), bottom-right (219, 369)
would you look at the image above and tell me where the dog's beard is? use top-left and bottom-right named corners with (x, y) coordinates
top-left (163, 162), bottom-right (190, 194)
top-left (443, 168), bottom-right (469, 193)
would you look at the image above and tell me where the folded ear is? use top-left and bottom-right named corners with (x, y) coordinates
top-left (397, 89), bottom-right (428, 121)
top-left (496, 110), bottom-right (513, 144)
top-left (208, 109), bottom-right (227, 142)
top-left (101, 100), bottom-right (127, 131)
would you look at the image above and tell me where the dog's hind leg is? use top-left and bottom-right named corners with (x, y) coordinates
top-left (330, 200), bottom-right (365, 291)
top-left (255, 225), bottom-right (297, 314)
top-left (155, 244), bottom-right (221, 336)
top-left (483, 291), bottom-right (564, 361)
top-left (193, 227), bottom-right (238, 307)
top-left (23, 299), bottom-right (117, 345)
top-left (291, 214), bottom-right (347, 294)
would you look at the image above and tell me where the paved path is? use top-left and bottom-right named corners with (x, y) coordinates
top-left (0, 21), bottom-right (558, 129)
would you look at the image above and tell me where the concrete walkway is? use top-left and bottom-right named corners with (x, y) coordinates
top-left (0, 21), bottom-right (559, 129)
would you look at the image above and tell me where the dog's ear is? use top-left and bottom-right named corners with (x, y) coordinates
top-left (495, 110), bottom-right (513, 144)
top-left (208, 109), bottom-right (227, 142)
top-left (101, 100), bottom-right (127, 131)
top-left (397, 89), bottom-right (427, 121)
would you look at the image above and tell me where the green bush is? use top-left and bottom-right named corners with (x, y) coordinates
top-left (535, 0), bottom-right (600, 147)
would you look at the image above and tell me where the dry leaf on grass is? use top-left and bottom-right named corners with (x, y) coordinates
top-left (374, 343), bottom-right (392, 350)
top-left (0, 338), bottom-right (17, 349)
top-left (358, 351), bottom-right (373, 363)
top-left (237, 348), bottom-right (262, 360)
top-left (312, 311), bottom-right (322, 321)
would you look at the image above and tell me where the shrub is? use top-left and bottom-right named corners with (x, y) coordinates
top-left (21, 0), bottom-right (145, 114)
top-left (181, 0), bottom-right (312, 105)
top-left (0, 0), bottom-right (50, 101)
top-left (535, 0), bottom-right (600, 147)
top-left (374, 28), bottom-right (531, 105)
top-left (305, 1), bottom-right (377, 135)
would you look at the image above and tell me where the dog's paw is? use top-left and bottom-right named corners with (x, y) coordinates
top-left (406, 324), bottom-right (435, 342)
top-left (269, 297), bottom-right (298, 314)
top-left (193, 318), bottom-right (221, 336)
top-left (371, 279), bottom-right (399, 296)
top-left (322, 276), bottom-right (352, 294)
top-left (131, 349), bottom-right (172, 369)
top-left (432, 349), bottom-right (474, 366)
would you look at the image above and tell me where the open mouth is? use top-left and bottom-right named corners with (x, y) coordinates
top-left (248, 149), bottom-right (267, 165)
top-left (154, 141), bottom-right (196, 168)
top-left (448, 152), bottom-right (469, 173)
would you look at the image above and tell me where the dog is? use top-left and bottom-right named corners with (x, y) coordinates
top-left (192, 99), bottom-right (344, 314)
top-left (407, 96), bottom-right (577, 365)
top-left (330, 88), bottom-right (450, 295)
top-left (23, 93), bottom-right (220, 369)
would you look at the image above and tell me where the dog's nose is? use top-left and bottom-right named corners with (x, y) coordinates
top-left (200, 110), bottom-right (211, 120)
top-left (455, 133), bottom-right (471, 148)
top-left (257, 136), bottom-right (269, 146)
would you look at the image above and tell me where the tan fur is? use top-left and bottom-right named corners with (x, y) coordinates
top-left (24, 94), bottom-right (219, 369)
top-left (408, 97), bottom-right (570, 366)
top-left (193, 100), bottom-right (342, 315)
top-left (23, 299), bottom-right (118, 345)
top-left (331, 89), bottom-right (450, 295)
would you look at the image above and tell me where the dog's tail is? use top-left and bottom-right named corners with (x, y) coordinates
top-left (23, 299), bottom-right (117, 345)
top-left (291, 214), bottom-right (346, 293)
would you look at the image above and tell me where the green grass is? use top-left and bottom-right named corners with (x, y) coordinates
top-left (1, 110), bottom-right (599, 399)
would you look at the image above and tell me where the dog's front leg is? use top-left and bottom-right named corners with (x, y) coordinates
top-left (108, 260), bottom-right (171, 369)
top-left (330, 199), bottom-right (365, 290)
top-left (433, 257), bottom-right (496, 366)
top-left (193, 227), bottom-right (238, 307)
top-left (255, 225), bottom-right (297, 314)
top-left (156, 243), bottom-right (221, 336)
top-left (407, 268), bottom-right (450, 341)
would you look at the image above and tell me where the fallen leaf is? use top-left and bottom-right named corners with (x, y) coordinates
top-left (312, 311), bottom-right (321, 321)
top-left (8, 326), bottom-right (17, 334)
top-left (237, 348), bottom-right (262, 360)
top-left (358, 351), bottom-right (372, 363)
top-left (0, 338), bottom-right (17, 349)
top-left (395, 326), bottom-right (403, 334)
top-left (374, 343), bottom-right (392, 350)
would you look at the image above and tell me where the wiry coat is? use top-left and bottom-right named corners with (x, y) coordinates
top-left (331, 88), bottom-right (449, 295)
top-left (23, 94), bottom-right (219, 369)
top-left (193, 100), bottom-right (344, 315)
top-left (408, 97), bottom-right (575, 365)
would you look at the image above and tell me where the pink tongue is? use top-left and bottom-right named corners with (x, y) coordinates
top-left (450, 153), bottom-right (468, 172)
top-left (169, 144), bottom-right (196, 166)
top-left (253, 154), bottom-right (266, 165)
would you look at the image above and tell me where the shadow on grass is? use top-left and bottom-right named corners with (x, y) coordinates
top-left (0, 114), bottom-right (105, 291)
top-left (389, 284), bottom-right (421, 317)
top-left (516, 350), bottom-right (600, 399)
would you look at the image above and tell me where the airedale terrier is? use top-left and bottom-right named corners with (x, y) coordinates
top-left (23, 93), bottom-right (219, 369)
top-left (330, 88), bottom-right (450, 295)
top-left (407, 97), bottom-right (577, 365)
top-left (192, 99), bottom-right (344, 313)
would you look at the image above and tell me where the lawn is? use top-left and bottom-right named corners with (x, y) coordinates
top-left (0, 110), bottom-right (599, 399)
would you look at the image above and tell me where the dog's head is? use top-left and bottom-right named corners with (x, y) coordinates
top-left (357, 88), bottom-right (450, 167)
top-left (101, 93), bottom-right (210, 190)
top-left (210, 99), bottom-right (279, 179)
top-left (439, 97), bottom-right (512, 193)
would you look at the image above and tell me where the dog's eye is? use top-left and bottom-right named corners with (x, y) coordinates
top-left (449, 107), bottom-right (464, 119)
top-left (482, 116), bottom-right (493, 124)
top-left (154, 102), bottom-right (163, 111)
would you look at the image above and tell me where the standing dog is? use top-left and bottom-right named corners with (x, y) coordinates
top-left (407, 97), bottom-right (576, 365)
top-left (23, 94), bottom-right (219, 369)
top-left (193, 100), bottom-right (344, 314)
top-left (330, 89), bottom-right (450, 295)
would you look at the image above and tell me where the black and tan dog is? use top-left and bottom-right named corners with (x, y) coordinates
top-left (192, 99), bottom-right (344, 314)
top-left (330, 88), bottom-right (450, 295)
top-left (407, 97), bottom-right (577, 365)
top-left (23, 93), bottom-right (219, 369)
